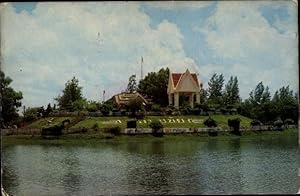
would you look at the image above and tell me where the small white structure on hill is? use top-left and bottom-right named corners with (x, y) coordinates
top-left (167, 69), bottom-right (201, 109)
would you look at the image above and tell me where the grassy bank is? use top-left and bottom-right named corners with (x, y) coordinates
top-left (24, 114), bottom-right (252, 129)
top-left (2, 128), bottom-right (298, 146)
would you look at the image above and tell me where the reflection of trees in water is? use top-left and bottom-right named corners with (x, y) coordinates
top-left (192, 139), bottom-right (243, 194)
top-left (121, 140), bottom-right (206, 194)
top-left (40, 145), bottom-right (82, 195)
top-left (124, 141), bottom-right (173, 194)
top-left (2, 146), bottom-right (20, 195)
top-left (61, 147), bottom-right (81, 195)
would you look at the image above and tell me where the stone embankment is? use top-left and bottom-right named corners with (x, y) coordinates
top-left (1, 125), bottom-right (297, 136)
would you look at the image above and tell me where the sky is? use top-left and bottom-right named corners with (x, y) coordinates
top-left (1, 1), bottom-right (298, 108)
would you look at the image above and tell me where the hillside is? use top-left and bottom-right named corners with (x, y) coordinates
top-left (25, 115), bottom-right (252, 129)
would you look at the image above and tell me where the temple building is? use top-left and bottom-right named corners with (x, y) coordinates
top-left (167, 69), bottom-right (201, 109)
top-left (112, 92), bottom-right (149, 109)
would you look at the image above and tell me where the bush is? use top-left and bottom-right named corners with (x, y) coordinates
top-left (100, 103), bottom-right (113, 116)
top-left (284, 118), bottom-right (294, 125)
top-left (149, 121), bottom-right (164, 137)
top-left (151, 104), bottom-right (161, 112)
top-left (127, 119), bottom-right (137, 128)
top-left (136, 112), bottom-right (145, 119)
top-left (228, 118), bottom-right (241, 135)
top-left (108, 126), bottom-right (121, 135)
top-left (23, 108), bottom-right (39, 122)
top-left (273, 118), bottom-right (284, 130)
top-left (120, 109), bottom-right (127, 116)
top-left (92, 123), bottom-right (98, 129)
top-left (180, 105), bottom-right (192, 115)
top-left (165, 106), bottom-right (174, 115)
top-left (204, 116), bottom-right (217, 127)
top-left (251, 119), bottom-right (262, 126)
top-left (191, 108), bottom-right (201, 115)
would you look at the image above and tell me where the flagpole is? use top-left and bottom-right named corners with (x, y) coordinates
top-left (141, 56), bottom-right (143, 81)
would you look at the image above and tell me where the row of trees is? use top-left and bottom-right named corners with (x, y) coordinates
top-left (0, 69), bottom-right (298, 127)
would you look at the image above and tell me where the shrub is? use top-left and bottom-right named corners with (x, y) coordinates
top-left (80, 128), bottom-right (88, 133)
top-left (284, 118), bottom-right (294, 125)
top-left (100, 103), bottom-right (112, 116)
top-left (108, 126), bottom-right (121, 135)
top-left (151, 104), bottom-right (161, 112)
top-left (136, 112), bottom-right (145, 119)
top-left (149, 121), bottom-right (164, 137)
top-left (229, 108), bottom-right (238, 115)
top-left (92, 123), bottom-right (98, 129)
top-left (273, 118), bottom-right (284, 130)
top-left (251, 119), bottom-right (262, 126)
top-left (204, 116), bottom-right (217, 127)
top-left (180, 105), bottom-right (192, 115)
top-left (228, 118), bottom-right (241, 135)
top-left (120, 109), bottom-right (127, 116)
top-left (191, 108), bottom-right (201, 115)
top-left (23, 108), bottom-right (39, 122)
top-left (127, 119), bottom-right (137, 128)
top-left (165, 107), bottom-right (173, 115)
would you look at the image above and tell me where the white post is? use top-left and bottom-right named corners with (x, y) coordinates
top-left (189, 93), bottom-right (194, 108)
top-left (196, 92), bottom-right (200, 104)
top-left (168, 93), bottom-right (173, 105)
top-left (174, 93), bottom-right (179, 109)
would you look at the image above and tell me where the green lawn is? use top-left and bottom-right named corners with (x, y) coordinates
top-left (71, 114), bottom-right (251, 129)
top-left (25, 115), bottom-right (252, 129)
top-left (26, 117), bottom-right (75, 128)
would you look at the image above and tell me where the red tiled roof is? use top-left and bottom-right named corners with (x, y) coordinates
top-left (171, 72), bottom-right (199, 87)
top-left (172, 73), bottom-right (182, 87)
top-left (191, 74), bottom-right (200, 87)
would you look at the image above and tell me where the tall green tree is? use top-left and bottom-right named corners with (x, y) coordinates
top-left (271, 86), bottom-right (298, 122)
top-left (126, 74), bottom-right (137, 93)
top-left (0, 71), bottom-right (23, 125)
top-left (138, 68), bottom-right (169, 106)
top-left (242, 82), bottom-right (273, 123)
top-left (207, 74), bottom-right (224, 104)
top-left (223, 76), bottom-right (240, 105)
top-left (199, 83), bottom-right (208, 104)
top-left (55, 77), bottom-right (84, 111)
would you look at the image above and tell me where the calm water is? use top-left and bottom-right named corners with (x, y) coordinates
top-left (2, 134), bottom-right (300, 195)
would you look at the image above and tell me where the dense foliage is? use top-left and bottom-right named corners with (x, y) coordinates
top-left (204, 116), bottom-right (217, 127)
top-left (126, 74), bottom-right (137, 93)
top-left (138, 68), bottom-right (169, 106)
top-left (0, 71), bottom-right (23, 126)
top-left (55, 77), bottom-right (84, 111)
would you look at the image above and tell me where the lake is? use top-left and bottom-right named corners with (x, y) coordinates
top-left (2, 133), bottom-right (300, 195)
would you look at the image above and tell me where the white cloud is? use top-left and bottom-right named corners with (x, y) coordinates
top-left (143, 1), bottom-right (212, 10)
top-left (1, 2), bottom-right (198, 107)
top-left (198, 1), bottom-right (298, 98)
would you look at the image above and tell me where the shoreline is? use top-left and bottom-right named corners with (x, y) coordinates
top-left (2, 128), bottom-right (298, 145)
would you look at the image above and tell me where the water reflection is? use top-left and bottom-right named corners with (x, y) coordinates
top-left (2, 134), bottom-right (300, 195)
top-left (61, 148), bottom-right (81, 195)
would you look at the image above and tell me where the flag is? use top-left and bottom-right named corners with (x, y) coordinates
top-left (141, 56), bottom-right (143, 63)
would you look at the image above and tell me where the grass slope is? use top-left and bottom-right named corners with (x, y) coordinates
top-left (26, 114), bottom-right (251, 129)
top-left (26, 117), bottom-right (74, 128)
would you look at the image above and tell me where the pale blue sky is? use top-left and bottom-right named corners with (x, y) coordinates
top-left (2, 1), bottom-right (298, 108)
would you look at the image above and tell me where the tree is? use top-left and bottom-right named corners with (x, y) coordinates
top-left (0, 71), bottom-right (23, 126)
top-left (128, 97), bottom-right (144, 117)
top-left (23, 107), bottom-right (39, 122)
top-left (245, 82), bottom-right (272, 123)
top-left (271, 86), bottom-right (298, 122)
top-left (55, 77), bottom-right (84, 111)
top-left (126, 74), bottom-right (137, 93)
top-left (199, 83), bottom-right (208, 103)
top-left (223, 76), bottom-right (240, 105)
top-left (207, 74), bottom-right (224, 104)
top-left (138, 68), bottom-right (169, 106)
top-left (44, 103), bottom-right (53, 117)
